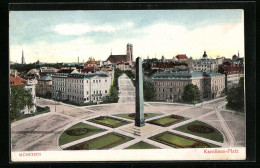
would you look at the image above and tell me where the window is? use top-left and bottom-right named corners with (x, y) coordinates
top-left (99, 80), bottom-right (101, 83)
top-left (93, 80), bottom-right (95, 83)
top-left (94, 91), bottom-right (95, 94)
top-left (105, 90), bottom-right (107, 93)
top-left (87, 91), bottom-right (88, 95)
top-left (170, 88), bottom-right (172, 92)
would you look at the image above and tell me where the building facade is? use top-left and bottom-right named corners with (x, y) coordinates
top-left (193, 51), bottom-right (218, 73)
top-left (52, 73), bottom-right (112, 103)
top-left (151, 71), bottom-right (225, 102)
top-left (36, 75), bottom-right (52, 96)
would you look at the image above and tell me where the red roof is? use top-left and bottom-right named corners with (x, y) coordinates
top-left (81, 67), bottom-right (95, 73)
top-left (175, 54), bottom-right (188, 60)
top-left (10, 75), bottom-right (27, 86)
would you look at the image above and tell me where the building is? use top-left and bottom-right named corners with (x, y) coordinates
top-left (10, 72), bottom-right (36, 114)
top-left (175, 54), bottom-right (188, 61)
top-left (151, 71), bottom-right (225, 102)
top-left (106, 43), bottom-right (133, 67)
top-left (154, 62), bottom-right (189, 71)
top-left (52, 72), bottom-right (112, 104)
top-left (36, 75), bottom-right (52, 96)
top-left (218, 58), bottom-right (244, 91)
top-left (40, 67), bottom-right (58, 76)
top-left (193, 51), bottom-right (218, 73)
top-left (83, 57), bottom-right (100, 68)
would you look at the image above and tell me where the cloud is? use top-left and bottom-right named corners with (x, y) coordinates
top-left (10, 22), bottom-right (244, 63)
top-left (53, 22), bottom-right (134, 35)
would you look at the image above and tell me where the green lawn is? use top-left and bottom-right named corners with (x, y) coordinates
top-left (88, 116), bottom-right (131, 128)
top-left (114, 113), bottom-right (159, 120)
top-left (65, 132), bottom-right (133, 150)
top-left (174, 120), bottom-right (224, 143)
top-left (125, 141), bottom-right (159, 149)
top-left (59, 122), bottom-right (106, 146)
top-left (148, 115), bottom-right (188, 127)
top-left (149, 131), bottom-right (219, 148)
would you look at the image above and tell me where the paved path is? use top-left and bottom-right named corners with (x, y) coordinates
top-left (118, 74), bottom-right (135, 103)
top-left (11, 94), bottom-right (244, 151)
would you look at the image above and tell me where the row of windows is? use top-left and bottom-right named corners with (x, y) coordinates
top-left (156, 94), bottom-right (179, 99)
top-left (53, 81), bottom-right (66, 86)
top-left (156, 88), bottom-right (181, 92)
top-left (154, 81), bottom-right (189, 86)
top-left (194, 65), bottom-right (211, 68)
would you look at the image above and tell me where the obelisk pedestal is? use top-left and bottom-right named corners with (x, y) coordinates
top-left (135, 57), bottom-right (145, 127)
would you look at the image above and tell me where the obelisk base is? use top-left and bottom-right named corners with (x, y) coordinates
top-left (121, 123), bottom-right (161, 136)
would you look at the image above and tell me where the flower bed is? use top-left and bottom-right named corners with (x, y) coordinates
top-left (65, 132), bottom-right (133, 150)
top-left (147, 114), bottom-right (187, 127)
top-left (149, 131), bottom-right (218, 148)
top-left (88, 116), bottom-right (131, 128)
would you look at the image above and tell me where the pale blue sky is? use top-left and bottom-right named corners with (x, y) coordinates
top-left (9, 10), bottom-right (244, 63)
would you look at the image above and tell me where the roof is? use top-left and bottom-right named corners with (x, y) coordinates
top-left (67, 73), bottom-right (108, 79)
top-left (152, 71), bottom-right (224, 79)
top-left (175, 54), bottom-right (188, 60)
top-left (81, 67), bottom-right (95, 73)
top-left (57, 69), bottom-right (75, 73)
top-left (193, 59), bottom-right (215, 63)
top-left (106, 55), bottom-right (127, 64)
top-left (52, 73), bottom-right (69, 77)
top-left (39, 75), bottom-right (52, 81)
top-left (10, 75), bottom-right (26, 86)
top-left (152, 71), bottom-right (202, 79)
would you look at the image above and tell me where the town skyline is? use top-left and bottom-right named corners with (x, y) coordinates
top-left (10, 10), bottom-right (244, 64)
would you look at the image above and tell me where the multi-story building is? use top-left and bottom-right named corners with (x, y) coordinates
top-left (193, 51), bottom-right (218, 73)
top-left (36, 75), bottom-right (52, 96)
top-left (52, 72), bottom-right (112, 103)
top-left (151, 71), bottom-right (225, 102)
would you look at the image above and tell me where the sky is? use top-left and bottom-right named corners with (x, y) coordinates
top-left (9, 10), bottom-right (244, 64)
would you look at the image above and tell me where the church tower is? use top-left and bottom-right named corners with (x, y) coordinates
top-left (21, 50), bottom-right (25, 64)
top-left (126, 43), bottom-right (133, 65)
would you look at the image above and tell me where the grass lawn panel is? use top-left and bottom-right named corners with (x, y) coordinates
top-left (149, 131), bottom-right (219, 148)
top-left (59, 122), bottom-right (106, 146)
top-left (114, 113), bottom-right (159, 120)
top-left (147, 114), bottom-right (188, 127)
top-left (88, 116), bottom-right (131, 128)
top-left (125, 141), bottom-right (159, 149)
top-left (174, 120), bottom-right (224, 143)
top-left (65, 132), bottom-right (133, 150)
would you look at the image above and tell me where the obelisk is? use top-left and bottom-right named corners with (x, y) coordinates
top-left (135, 57), bottom-right (145, 127)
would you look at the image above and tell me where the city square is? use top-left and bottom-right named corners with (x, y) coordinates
top-left (11, 74), bottom-right (245, 151)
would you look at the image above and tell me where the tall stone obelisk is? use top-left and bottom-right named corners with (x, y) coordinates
top-left (135, 57), bottom-right (145, 127)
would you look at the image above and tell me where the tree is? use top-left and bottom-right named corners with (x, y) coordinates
top-left (226, 77), bottom-right (244, 112)
top-left (45, 91), bottom-right (52, 99)
top-left (10, 86), bottom-right (33, 120)
top-left (182, 84), bottom-right (201, 103)
top-left (143, 81), bottom-right (155, 101)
